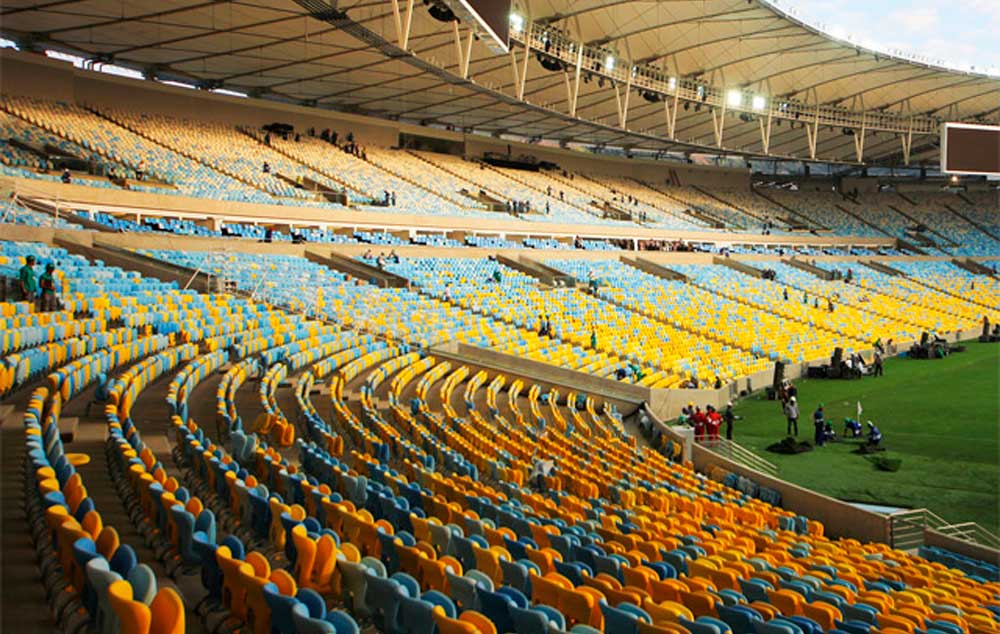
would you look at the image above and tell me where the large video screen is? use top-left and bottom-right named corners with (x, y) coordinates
top-left (941, 123), bottom-right (1000, 176)
top-left (460, 0), bottom-right (510, 51)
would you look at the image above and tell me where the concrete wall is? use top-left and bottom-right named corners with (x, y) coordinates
top-left (11, 174), bottom-right (902, 246)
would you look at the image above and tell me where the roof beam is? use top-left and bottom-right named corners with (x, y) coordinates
top-left (42, 0), bottom-right (223, 37)
top-left (587, 6), bottom-right (761, 47)
top-left (634, 24), bottom-right (803, 65)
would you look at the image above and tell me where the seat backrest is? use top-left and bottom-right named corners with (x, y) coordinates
top-left (108, 579), bottom-right (151, 634)
top-left (127, 563), bottom-right (158, 605)
top-left (149, 587), bottom-right (185, 634)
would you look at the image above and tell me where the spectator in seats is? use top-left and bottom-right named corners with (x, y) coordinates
top-left (376, 253), bottom-right (386, 269)
top-left (574, 236), bottom-right (582, 249)
top-left (39, 263), bottom-right (58, 312)
top-left (713, 376), bottom-right (722, 389)
top-left (873, 351), bottom-right (884, 377)
top-left (615, 367), bottom-right (627, 380)
top-left (331, 131), bottom-right (338, 145)
top-left (390, 191), bottom-right (396, 206)
top-left (629, 362), bottom-right (644, 382)
top-left (442, 284), bottom-right (452, 302)
top-left (264, 131), bottom-right (271, 145)
top-left (263, 227), bottom-right (274, 243)
top-left (545, 201), bottom-right (550, 214)
top-left (262, 161), bottom-right (271, 174)
top-left (492, 268), bottom-right (502, 284)
top-left (389, 249), bottom-right (400, 264)
top-left (19, 255), bottom-right (38, 304)
top-left (845, 268), bottom-right (853, 283)
top-left (363, 248), bottom-right (373, 259)
top-left (136, 159), bottom-right (146, 180)
top-left (384, 190), bottom-right (391, 205)
top-left (61, 168), bottom-right (72, 184)
top-left (874, 338), bottom-right (885, 354)
top-left (783, 287), bottom-right (789, 301)
top-left (784, 396), bottom-right (800, 436)
top-left (295, 133), bottom-right (301, 142)
top-left (587, 270), bottom-right (598, 292)
top-left (827, 298), bottom-right (834, 312)
top-left (529, 456), bottom-right (556, 492)
top-left (547, 185), bottom-right (552, 196)
top-left (866, 421), bottom-right (882, 447)
top-left (724, 401), bottom-right (739, 440)
top-left (346, 131), bottom-right (354, 144)
top-left (802, 290), bottom-right (808, 304)
top-left (538, 314), bottom-right (548, 337)
top-left (559, 191), bottom-right (564, 201)
top-left (590, 328), bottom-right (597, 350)
top-left (813, 403), bottom-right (826, 446)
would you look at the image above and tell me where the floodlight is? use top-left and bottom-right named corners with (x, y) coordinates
top-left (604, 55), bottom-right (615, 71)
top-left (751, 95), bottom-right (766, 111)
top-left (727, 89), bottom-right (742, 108)
top-left (509, 12), bottom-right (523, 33)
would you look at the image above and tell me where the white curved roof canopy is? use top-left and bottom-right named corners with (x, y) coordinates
top-left (2, 0), bottom-right (998, 165)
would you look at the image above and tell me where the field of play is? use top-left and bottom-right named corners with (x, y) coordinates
top-left (730, 341), bottom-right (1000, 533)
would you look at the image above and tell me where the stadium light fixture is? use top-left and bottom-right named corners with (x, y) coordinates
top-left (751, 95), bottom-right (766, 111)
top-left (509, 12), bottom-right (523, 34)
top-left (668, 76), bottom-right (677, 90)
top-left (604, 55), bottom-right (615, 72)
top-left (727, 89), bottom-right (742, 108)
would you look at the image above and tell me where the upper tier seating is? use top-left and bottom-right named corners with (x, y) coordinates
top-left (137, 249), bottom-right (642, 381)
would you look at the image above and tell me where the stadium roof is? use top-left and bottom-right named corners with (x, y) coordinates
top-left (3, 0), bottom-right (999, 166)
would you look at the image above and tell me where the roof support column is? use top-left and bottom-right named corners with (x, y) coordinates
top-left (518, 31), bottom-right (530, 99)
top-left (901, 117), bottom-right (914, 165)
top-left (665, 88), bottom-right (680, 139)
top-left (509, 48), bottom-right (521, 94)
top-left (390, 0), bottom-right (415, 50)
top-left (711, 101), bottom-right (727, 148)
top-left (462, 28), bottom-right (474, 79)
top-left (853, 113), bottom-right (867, 163)
top-left (570, 45), bottom-right (583, 117)
top-left (759, 108), bottom-right (773, 154)
top-left (613, 75), bottom-right (633, 129)
top-left (806, 104), bottom-right (820, 159)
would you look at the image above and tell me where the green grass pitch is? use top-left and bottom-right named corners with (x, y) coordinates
top-left (729, 341), bottom-right (1000, 533)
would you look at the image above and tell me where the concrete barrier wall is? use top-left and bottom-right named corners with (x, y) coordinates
top-left (448, 343), bottom-right (649, 413)
top-left (923, 529), bottom-right (1000, 565)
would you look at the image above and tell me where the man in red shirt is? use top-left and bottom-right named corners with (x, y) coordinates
top-left (691, 406), bottom-right (708, 442)
top-left (705, 405), bottom-right (723, 441)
